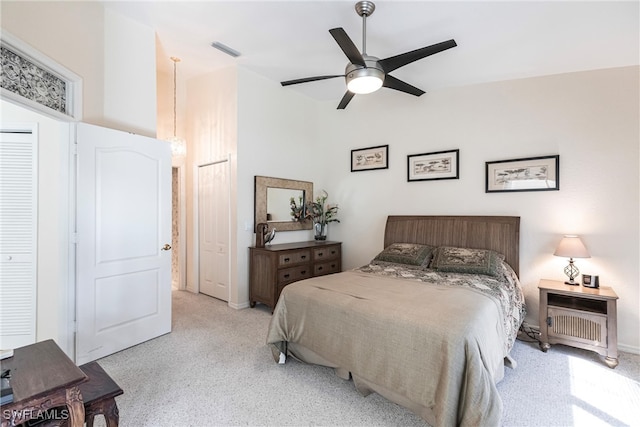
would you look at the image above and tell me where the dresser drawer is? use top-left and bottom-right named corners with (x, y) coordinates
top-left (314, 260), bottom-right (341, 276)
top-left (313, 245), bottom-right (340, 261)
top-left (278, 250), bottom-right (311, 267)
top-left (278, 265), bottom-right (312, 285)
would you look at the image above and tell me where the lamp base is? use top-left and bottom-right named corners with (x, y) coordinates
top-left (563, 259), bottom-right (580, 286)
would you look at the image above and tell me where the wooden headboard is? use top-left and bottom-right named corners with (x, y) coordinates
top-left (384, 216), bottom-right (520, 277)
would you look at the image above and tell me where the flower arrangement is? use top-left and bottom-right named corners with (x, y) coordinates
top-left (289, 190), bottom-right (340, 239)
top-left (289, 196), bottom-right (306, 221)
top-left (307, 190), bottom-right (339, 240)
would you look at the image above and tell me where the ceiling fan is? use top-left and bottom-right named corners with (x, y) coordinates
top-left (280, 1), bottom-right (457, 109)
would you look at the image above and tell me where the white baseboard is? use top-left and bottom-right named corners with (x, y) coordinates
top-left (229, 301), bottom-right (251, 310)
top-left (618, 343), bottom-right (640, 355)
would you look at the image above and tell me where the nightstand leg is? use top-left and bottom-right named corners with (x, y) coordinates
top-left (604, 357), bottom-right (619, 369)
top-left (539, 342), bottom-right (550, 352)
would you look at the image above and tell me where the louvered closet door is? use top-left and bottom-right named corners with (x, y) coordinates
top-left (0, 126), bottom-right (37, 349)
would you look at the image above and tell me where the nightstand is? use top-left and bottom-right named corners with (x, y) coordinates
top-left (538, 279), bottom-right (618, 368)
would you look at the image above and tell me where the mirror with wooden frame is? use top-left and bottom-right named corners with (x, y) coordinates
top-left (254, 176), bottom-right (313, 231)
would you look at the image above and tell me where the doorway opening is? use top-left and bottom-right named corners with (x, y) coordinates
top-left (172, 165), bottom-right (187, 290)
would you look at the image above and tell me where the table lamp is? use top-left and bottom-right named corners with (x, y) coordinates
top-left (553, 235), bottom-right (590, 285)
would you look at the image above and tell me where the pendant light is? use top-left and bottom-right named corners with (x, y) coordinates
top-left (168, 56), bottom-right (186, 158)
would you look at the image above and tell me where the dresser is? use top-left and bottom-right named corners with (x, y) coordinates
top-left (249, 241), bottom-right (342, 311)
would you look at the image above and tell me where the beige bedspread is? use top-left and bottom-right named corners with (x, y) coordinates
top-left (267, 265), bottom-right (524, 426)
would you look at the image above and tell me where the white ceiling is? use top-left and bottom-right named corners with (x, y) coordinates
top-left (102, 1), bottom-right (639, 103)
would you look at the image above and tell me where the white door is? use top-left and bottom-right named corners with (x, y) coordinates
top-left (198, 161), bottom-right (229, 301)
top-left (75, 123), bottom-right (172, 364)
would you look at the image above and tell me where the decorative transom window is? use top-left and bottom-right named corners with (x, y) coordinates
top-left (0, 30), bottom-right (82, 121)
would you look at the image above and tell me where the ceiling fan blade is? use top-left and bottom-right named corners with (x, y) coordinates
top-left (378, 39), bottom-right (457, 73)
top-left (337, 91), bottom-right (356, 109)
top-left (329, 28), bottom-right (366, 66)
top-left (382, 75), bottom-right (425, 97)
top-left (281, 75), bottom-right (344, 86)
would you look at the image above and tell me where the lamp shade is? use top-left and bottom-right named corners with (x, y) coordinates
top-left (553, 235), bottom-right (590, 258)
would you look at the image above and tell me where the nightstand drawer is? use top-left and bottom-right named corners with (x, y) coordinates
top-left (314, 260), bottom-right (341, 276)
top-left (278, 250), bottom-right (311, 267)
top-left (313, 245), bottom-right (340, 261)
top-left (278, 265), bottom-right (311, 284)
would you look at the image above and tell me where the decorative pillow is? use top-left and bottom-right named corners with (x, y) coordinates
top-left (430, 246), bottom-right (504, 277)
top-left (372, 243), bottom-right (435, 267)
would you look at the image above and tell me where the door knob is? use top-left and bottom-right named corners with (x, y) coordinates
top-left (161, 244), bottom-right (172, 251)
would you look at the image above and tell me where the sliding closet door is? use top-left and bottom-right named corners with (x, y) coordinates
top-left (0, 125), bottom-right (37, 349)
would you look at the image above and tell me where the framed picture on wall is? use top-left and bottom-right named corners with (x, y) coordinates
top-left (351, 145), bottom-right (389, 172)
top-left (407, 149), bottom-right (459, 182)
top-left (485, 154), bottom-right (560, 192)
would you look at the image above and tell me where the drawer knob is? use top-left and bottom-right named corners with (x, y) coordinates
top-left (283, 274), bottom-right (290, 279)
top-left (284, 257), bottom-right (290, 262)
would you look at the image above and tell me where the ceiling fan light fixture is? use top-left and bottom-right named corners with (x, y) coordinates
top-left (346, 67), bottom-right (384, 94)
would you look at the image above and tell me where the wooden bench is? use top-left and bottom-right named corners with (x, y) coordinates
top-left (77, 361), bottom-right (123, 427)
top-left (28, 361), bottom-right (123, 427)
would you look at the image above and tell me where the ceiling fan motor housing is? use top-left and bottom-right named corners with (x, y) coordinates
top-left (345, 56), bottom-right (384, 94)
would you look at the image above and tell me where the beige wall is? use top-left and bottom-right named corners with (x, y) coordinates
top-left (102, 7), bottom-right (157, 136)
top-left (1, 1), bottom-right (105, 124)
top-left (1, 1), bottom-right (157, 136)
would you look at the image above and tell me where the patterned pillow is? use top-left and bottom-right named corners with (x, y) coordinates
top-left (373, 243), bottom-right (435, 267)
top-left (430, 246), bottom-right (504, 277)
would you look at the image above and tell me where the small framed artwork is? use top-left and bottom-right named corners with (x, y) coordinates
top-left (485, 155), bottom-right (559, 193)
top-left (407, 149), bottom-right (459, 182)
top-left (351, 144), bottom-right (389, 172)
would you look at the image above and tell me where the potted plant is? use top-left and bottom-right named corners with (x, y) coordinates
top-left (307, 190), bottom-right (339, 240)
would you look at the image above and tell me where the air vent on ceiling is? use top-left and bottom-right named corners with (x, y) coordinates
top-left (210, 41), bottom-right (241, 58)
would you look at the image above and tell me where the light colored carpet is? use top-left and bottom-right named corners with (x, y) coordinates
top-left (94, 290), bottom-right (640, 427)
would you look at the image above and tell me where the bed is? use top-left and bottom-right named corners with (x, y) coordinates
top-left (266, 215), bottom-right (526, 426)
